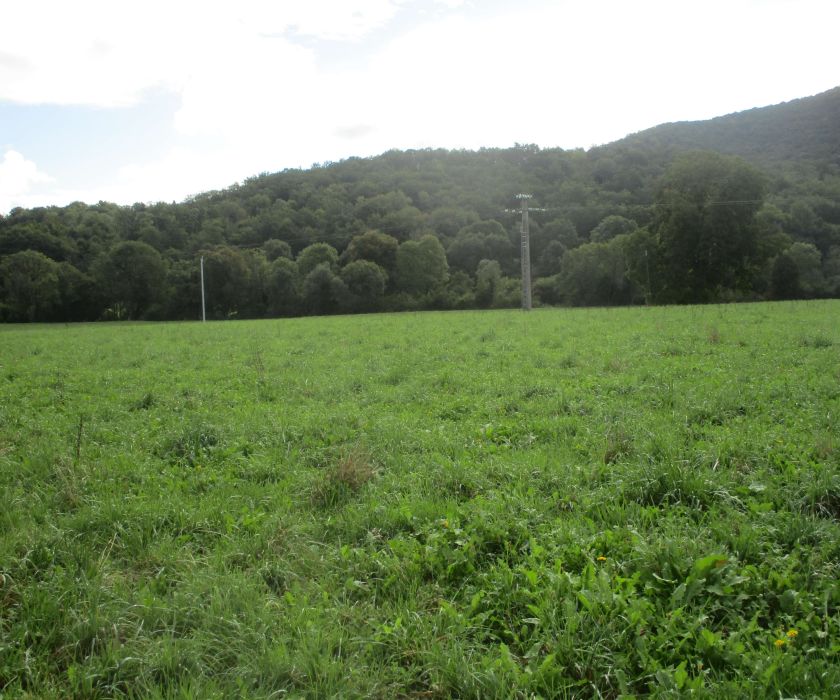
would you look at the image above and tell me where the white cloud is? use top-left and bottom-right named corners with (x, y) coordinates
top-left (172, 36), bottom-right (323, 139)
top-left (358, 0), bottom-right (840, 150)
top-left (0, 0), bottom-right (402, 107)
top-left (247, 0), bottom-right (400, 41)
top-left (0, 151), bottom-right (54, 214)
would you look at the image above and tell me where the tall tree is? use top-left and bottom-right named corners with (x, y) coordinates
top-left (297, 242), bottom-right (339, 277)
top-left (55, 261), bottom-right (96, 321)
top-left (590, 215), bottom-right (638, 243)
top-left (340, 230), bottom-right (399, 281)
top-left (200, 246), bottom-right (252, 318)
top-left (770, 253), bottom-right (800, 300)
top-left (653, 152), bottom-right (765, 302)
top-left (266, 257), bottom-right (300, 316)
top-left (0, 250), bottom-right (61, 321)
top-left (396, 235), bottom-right (449, 295)
top-left (302, 263), bottom-right (347, 315)
top-left (447, 221), bottom-right (513, 275)
top-left (785, 242), bottom-right (825, 296)
top-left (94, 241), bottom-right (167, 319)
top-left (340, 260), bottom-right (388, 312)
top-left (262, 239), bottom-right (293, 262)
top-left (475, 259), bottom-right (502, 307)
top-left (557, 238), bottom-right (634, 306)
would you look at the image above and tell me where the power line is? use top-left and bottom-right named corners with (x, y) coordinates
top-left (706, 200), bottom-right (763, 206)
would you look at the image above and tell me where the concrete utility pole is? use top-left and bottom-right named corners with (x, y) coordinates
top-left (200, 255), bottom-right (206, 322)
top-left (516, 194), bottom-right (533, 311)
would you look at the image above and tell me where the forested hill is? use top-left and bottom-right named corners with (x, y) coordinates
top-left (1, 87), bottom-right (839, 322)
top-left (606, 86), bottom-right (840, 167)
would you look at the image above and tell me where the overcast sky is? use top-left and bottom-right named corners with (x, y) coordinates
top-left (1, 0), bottom-right (838, 214)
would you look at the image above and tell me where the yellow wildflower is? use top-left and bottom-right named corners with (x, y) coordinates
top-left (597, 556), bottom-right (607, 562)
top-left (786, 629), bottom-right (798, 638)
top-left (774, 639), bottom-right (785, 648)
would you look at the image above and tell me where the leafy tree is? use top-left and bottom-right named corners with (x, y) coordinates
top-left (266, 257), bottom-right (300, 316)
top-left (536, 240), bottom-right (566, 277)
top-left (240, 249), bottom-right (270, 316)
top-left (533, 274), bottom-right (563, 305)
top-left (770, 253), bottom-right (800, 300)
top-left (823, 245), bottom-right (840, 295)
top-left (263, 239), bottom-right (293, 262)
top-left (0, 222), bottom-right (76, 261)
top-left (353, 190), bottom-right (404, 216)
top-left (163, 259), bottom-right (201, 320)
top-left (354, 191), bottom-right (413, 221)
top-left (340, 230), bottom-right (399, 279)
top-left (755, 204), bottom-right (793, 261)
top-left (489, 275), bottom-right (521, 308)
top-left (72, 210), bottom-right (119, 265)
top-left (231, 220), bottom-right (262, 247)
top-left (475, 259), bottom-right (502, 307)
top-left (302, 262), bottom-right (347, 315)
top-left (379, 206), bottom-right (426, 241)
top-left (785, 242), bottom-right (825, 296)
top-left (194, 220), bottom-right (226, 251)
top-left (213, 200), bottom-right (248, 228)
top-left (0, 250), bottom-right (61, 321)
top-left (352, 191), bottom-right (426, 240)
top-left (94, 241), bottom-right (167, 319)
top-left (340, 260), bottom-right (388, 312)
top-left (55, 262), bottom-right (96, 321)
top-left (439, 270), bottom-right (475, 309)
top-left (447, 221), bottom-right (513, 275)
top-left (396, 235), bottom-right (449, 295)
top-left (427, 207), bottom-right (480, 239)
top-left (557, 238), bottom-right (635, 306)
top-left (534, 218), bottom-right (580, 256)
top-left (201, 246), bottom-right (252, 318)
top-left (618, 227), bottom-right (659, 304)
top-left (254, 201), bottom-right (296, 243)
top-left (590, 215), bottom-right (638, 243)
top-left (136, 212), bottom-right (168, 251)
top-left (297, 242), bottom-right (339, 277)
top-left (785, 202), bottom-right (827, 250)
top-left (653, 152), bottom-right (766, 302)
top-left (246, 193), bottom-right (272, 216)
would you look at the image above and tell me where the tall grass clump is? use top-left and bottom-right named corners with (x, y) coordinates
top-left (311, 446), bottom-right (376, 508)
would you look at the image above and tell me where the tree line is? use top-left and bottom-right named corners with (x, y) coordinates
top-left (1, 143), bottom-right (839, 322)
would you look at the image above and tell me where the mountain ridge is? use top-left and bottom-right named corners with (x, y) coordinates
top-left (600, 85), bottom-right (840, 167)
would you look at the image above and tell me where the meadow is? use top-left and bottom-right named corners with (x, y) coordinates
top-left (1, 301), bottom-right (839, 698)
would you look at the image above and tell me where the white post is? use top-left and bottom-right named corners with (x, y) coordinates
top-left (200, 255), bottom-right (206, 322)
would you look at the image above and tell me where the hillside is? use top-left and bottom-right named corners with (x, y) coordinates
top-left (2, 88), bottom-right (839, 321)
top-left (606, 86), bottom-right (840, 167)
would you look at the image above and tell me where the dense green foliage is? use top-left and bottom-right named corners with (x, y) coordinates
top-left (2, 88), bottom-right (839, 321)
top-left (2, 302), bottom-right (839, 696)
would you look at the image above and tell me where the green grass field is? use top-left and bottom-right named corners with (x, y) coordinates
top-left (2, 301), bottom-right (839, 698)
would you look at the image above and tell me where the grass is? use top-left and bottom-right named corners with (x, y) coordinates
top-left (1, 300), bottom-right (839, 698)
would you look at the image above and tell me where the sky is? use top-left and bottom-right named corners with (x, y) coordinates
top-left (1, 0), bottom-right (838, 214)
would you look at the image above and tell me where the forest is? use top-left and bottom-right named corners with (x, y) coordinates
top-left (1, 87), bottom-right (839, 322)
